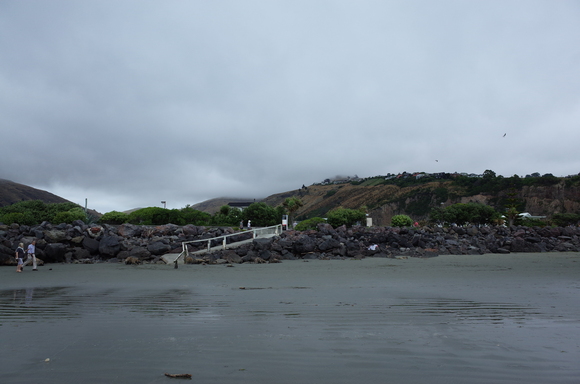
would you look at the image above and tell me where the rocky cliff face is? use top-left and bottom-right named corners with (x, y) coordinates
top-left (261, 181), bottom-right (580, 226)
top-left (518, 184), bottom-right (580, 215)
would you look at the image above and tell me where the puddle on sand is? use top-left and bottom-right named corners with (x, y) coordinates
top-left (392, 298), bottom-right (543, 324)
top-left (0, 286), bottom-right (204, 323)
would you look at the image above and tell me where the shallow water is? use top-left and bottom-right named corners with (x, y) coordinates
top-left (1, 253), bottom-right (579, 383)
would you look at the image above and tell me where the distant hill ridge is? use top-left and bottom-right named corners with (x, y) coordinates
top-left (190, 198), bottom-right (260, 215)
top-left (3, 173), bottom-right (580, 227)
top-left (0, 179), bottom-right (71, 207)
top-left (195, 173), bottom-right (580, 226)
top-left (259, 174), bottom-right (580, 226)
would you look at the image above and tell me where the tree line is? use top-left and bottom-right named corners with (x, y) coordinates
top-left (1, 198), bottom-right (579, 229)
top-left (0, 198), bottom-right (303, 228)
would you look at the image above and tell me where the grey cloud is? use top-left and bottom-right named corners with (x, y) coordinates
top-left (1, 0), bottom-right (579, 212)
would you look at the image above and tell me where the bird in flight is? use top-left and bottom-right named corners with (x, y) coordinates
top-left (503, 133), bottom-right (506, 137)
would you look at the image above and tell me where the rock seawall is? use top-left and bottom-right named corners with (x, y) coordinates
top-left (1, 221), bottom-right (579, 266)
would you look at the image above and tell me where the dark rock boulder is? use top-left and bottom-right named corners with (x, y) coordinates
top-left (345, 240), bottom-right (363, 257)
top-left (466, 226), bottom-right (479, 236)
top-left (0, 243), bottom-right (15, 265)
top-left (118, 224), bottom-right (142, 238)
top-left (235, 245), bottom-right (249, 256)
top-left (293, 235), bottom-right (316, 254)
top-left (253, 237), bottom-right (273, 251)
top-left (127, 246), bottom-right (152, 260)
top-left (222, 250), bottom-right (242, 264)
top-left (561, 226), bottom-right (579, 237)
top-left (317, 223), bottom-right (337, 236)
top-left (332, 242), bottom-right (347, 256)
top-left (99, 235), bottom-right (122, 258)
top-left (555, 242), bottom-right (578, 252)
top-left (318, 237), bottom-right (340, 252)
top-left (82, 237), bottom-right (100, 255)
top-left (73, 248), bottom-right (92, 260)
top-left (259, 250), bottom-right (272, 261)
top-left (67, 225), bottom-right (84, 238)
top-left (369, 231), bottom-right (388, 244)
top-left (44, 229), bottom-right (69, 243)
top-left (147, 241), bottom-right (172, 255)
top-left (524, 236), bottom-right (542, 243)
top-left (182, 224), bottom-right (201, 237)
top-left (242, 250), bottom-right (259, 262)
top-left (510, 237), bottom-right (542, 253)
top-left (44, 243), bottom-right (67, 262)
top-left (280, 250), bottom-right (298, 260)
top-left (452, 227), bottom-right (466, 235)
top-left (151, 224), bottom-right (180, 237)
top-left (386, 232), bottom-right (401, 246)
top-left (276, 238), bottom-right (294, 251)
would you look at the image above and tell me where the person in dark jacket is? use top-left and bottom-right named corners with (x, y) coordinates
top-left (15, 243), bottom-right (25, 272)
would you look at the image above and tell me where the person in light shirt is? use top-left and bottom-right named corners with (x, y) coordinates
top-left (24, 240), bottom-right (38, 271)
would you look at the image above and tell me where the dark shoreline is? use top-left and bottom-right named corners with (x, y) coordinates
top-left (1, 221), bottom-right (579, 267)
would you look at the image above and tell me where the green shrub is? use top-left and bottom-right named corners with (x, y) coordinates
top-left (295, 217), bottom-right (326, 231)
top-left (429, 202), bottom-right (500, 225)
top-left (0, 212), bottom-right (34, 226)
top-left (391, 214), bottom-right (413, 227)
top-left (326, 207), bottom-right (366, 227)
top-left (52, 207), bottom-right (87, 224)
top-left (242, 202), bottom-right (278, 227)
top-left (128, 207), bottom-right (178, 225)
top-left (209, 206), bottom-right (240, 226)
top-left (520, 218), bottom-right (547, 227)
top-left (181, 207), bottom-right (211, 225)
top-left (551, 213), bottom-right (580, 227)
top-left (0, 200), bottom-right (85, 225)
top-left (99, 211), bottom-right (129, 225)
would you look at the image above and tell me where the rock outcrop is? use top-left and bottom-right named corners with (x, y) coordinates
top-left (1, 221), bottom-right (579, 266)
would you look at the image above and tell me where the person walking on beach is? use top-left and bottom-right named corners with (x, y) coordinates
top-left (15, 243), bottom-right (25, 272)
top-left (24, 240), bottom-right (38, 271)
top-left (247, 220), bottom-right (251, 230)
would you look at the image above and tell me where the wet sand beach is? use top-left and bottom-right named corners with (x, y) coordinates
top-left (1, 253), bottom-right (579, 384)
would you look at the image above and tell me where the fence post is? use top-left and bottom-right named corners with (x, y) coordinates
top-left (223, 236), bottom-right (226, 250)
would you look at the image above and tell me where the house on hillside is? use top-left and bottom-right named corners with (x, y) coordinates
top-left (227, 201), bottom-right (254, 211)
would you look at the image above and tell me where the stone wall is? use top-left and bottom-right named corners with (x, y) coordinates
top-left (1, 221), bottom-right (579, 266)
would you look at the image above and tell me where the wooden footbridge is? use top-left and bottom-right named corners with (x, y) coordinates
top-left (161, 224), bottom-right (283, 265)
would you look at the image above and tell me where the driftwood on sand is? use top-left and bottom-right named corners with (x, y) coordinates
top-left (164, 373), bottom-right (192, 379)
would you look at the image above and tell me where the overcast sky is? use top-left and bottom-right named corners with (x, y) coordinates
top-left (1, 1), bottom-right (579, 213)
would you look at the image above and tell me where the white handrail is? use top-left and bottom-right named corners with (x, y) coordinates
top-left (176, 224), bottom-right (282, 263)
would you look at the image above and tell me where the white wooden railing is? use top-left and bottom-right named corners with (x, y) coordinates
top-left (172, 224), bottom-right (282, 264)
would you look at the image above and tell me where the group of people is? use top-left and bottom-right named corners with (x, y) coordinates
top-left (15, 240), bottom-right (37, 273)
top-left (239, 220), bottom-right (251, 230)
